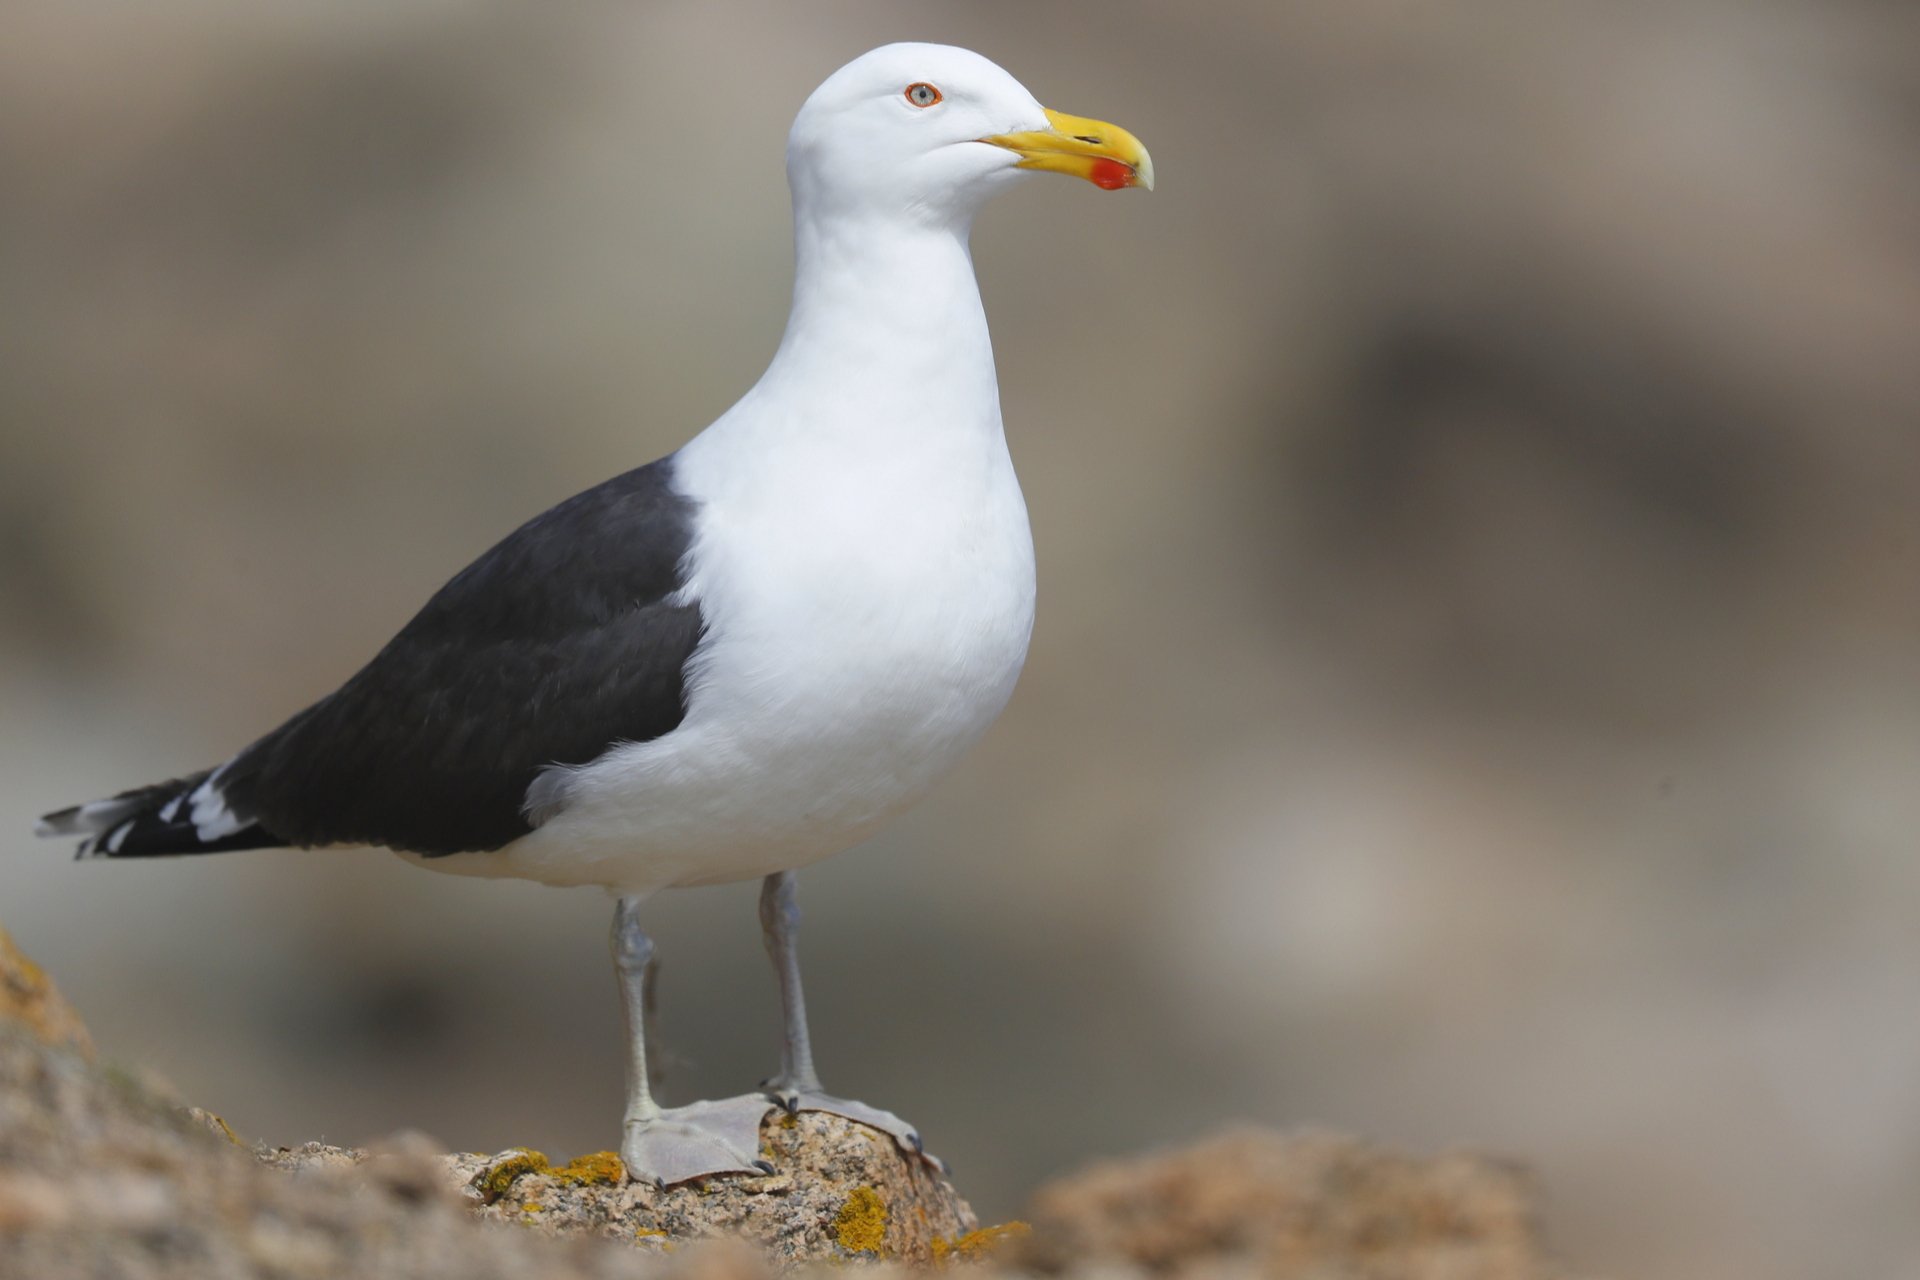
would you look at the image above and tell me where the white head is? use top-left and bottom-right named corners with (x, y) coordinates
top-left (787, 42), bottom-right (1153, 228)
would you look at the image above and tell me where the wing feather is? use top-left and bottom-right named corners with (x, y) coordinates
top-left (212, 457), bottom-right (704, 855)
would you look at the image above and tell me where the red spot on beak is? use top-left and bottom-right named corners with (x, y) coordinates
top-left (1089, 158), bottom-right (1133, 190)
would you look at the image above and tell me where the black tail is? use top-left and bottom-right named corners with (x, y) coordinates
top-left (37, 768), bottom-right (280, 858)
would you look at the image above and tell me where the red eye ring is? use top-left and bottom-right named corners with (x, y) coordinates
top-left (905, 82), bottom-right (943, 108)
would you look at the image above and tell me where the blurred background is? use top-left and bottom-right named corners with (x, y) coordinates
top-left (3, 2), bottom-right (1917, 1277)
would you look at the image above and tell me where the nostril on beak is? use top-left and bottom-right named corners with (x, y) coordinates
top-left (1073, 134), bottom-right (1103, 144)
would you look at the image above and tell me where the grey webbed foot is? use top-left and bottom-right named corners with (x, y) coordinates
top-left (620, 1094), bottom-right (777, 1186)
top-left (762, 1080), bottom-right (946, 1172)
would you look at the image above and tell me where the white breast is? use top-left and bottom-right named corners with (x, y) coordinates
top-left (493, 421), bottom-right (1034, 894)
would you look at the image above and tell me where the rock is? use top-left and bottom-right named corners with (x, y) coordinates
top-left (0, 927), bottom-right (92, 1057)
top-left (0, 1019), bottom-right (674, 1280)
top-left (1015, 1127), bottom-right (1562, 1280)
top-left (0, 928), bottom-right (716, 1278)
top-left (478, 1111), bottom-right (972, 1260)
top-left (267, 1111), bottom-right (976, 1264)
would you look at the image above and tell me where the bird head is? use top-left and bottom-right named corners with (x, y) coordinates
top-left (786, 42), bottom-right (1153, 226)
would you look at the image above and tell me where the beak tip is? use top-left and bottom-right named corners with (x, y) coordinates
top-left (990, 109), bottom-right (1155, 193)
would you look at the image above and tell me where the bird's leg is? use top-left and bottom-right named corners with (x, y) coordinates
top-left (758, 871), bottom-right (933, 1162)
top-left (760, 870), bottom-right (824, 1096)
top-left (613, 896), bottom-right (666, 1127)
top-left (611, 895), bottom-right (773, 1185)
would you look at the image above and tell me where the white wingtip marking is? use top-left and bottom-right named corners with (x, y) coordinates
top-left (190, 780), bottom-right (244, 842)
top-left (40, 796), bottom-right (145, 838)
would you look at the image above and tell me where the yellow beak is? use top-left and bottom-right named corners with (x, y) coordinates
top-left (981, 108), bottom-right (1155, 192)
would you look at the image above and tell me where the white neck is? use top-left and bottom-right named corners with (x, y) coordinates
top-left (745, 209), bottom-right (1001, 431)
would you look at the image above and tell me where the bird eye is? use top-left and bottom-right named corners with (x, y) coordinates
top-left (905, 82), bottom-right (943, 108)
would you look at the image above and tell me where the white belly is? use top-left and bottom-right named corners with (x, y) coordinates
top-left (476, 438), bottom-right (1036, 895)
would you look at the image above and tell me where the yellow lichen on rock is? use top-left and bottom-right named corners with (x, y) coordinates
top-left (477, 1150), bottom-right (551, 1202)
top-left (550, 1151), bottom-right (624, 1187)
top-left (186, 1108), bottom-right (244, 1146)
top-left (832, 1184), bottom-right (889, 1255)
top-left (931, 1221), bottom-right (1032, 1264)
top-left (0, 929), bottom-right (94, 1058)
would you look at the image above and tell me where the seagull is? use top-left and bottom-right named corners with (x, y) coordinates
top-left (34, 42), bottom-right (1152, 1185)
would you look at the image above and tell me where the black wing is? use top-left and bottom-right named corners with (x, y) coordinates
top-left (206, 456), bottom-right (704, 855)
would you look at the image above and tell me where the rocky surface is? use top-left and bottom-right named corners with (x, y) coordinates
top-left (0, 927), bottom-right (92, 1058)
top-left (262, 1110), bottom-right (976, 1262)
top-left (1018, 1128), bottom-right (1555, 1280)
top-left (0, 926), bottom-right (1568, 1278)
top-left (0, 1023), bottom-right (654, 1280)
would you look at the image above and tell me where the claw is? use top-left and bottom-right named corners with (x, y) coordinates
top-left (754, 1159), bottom-right (775, 1174)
